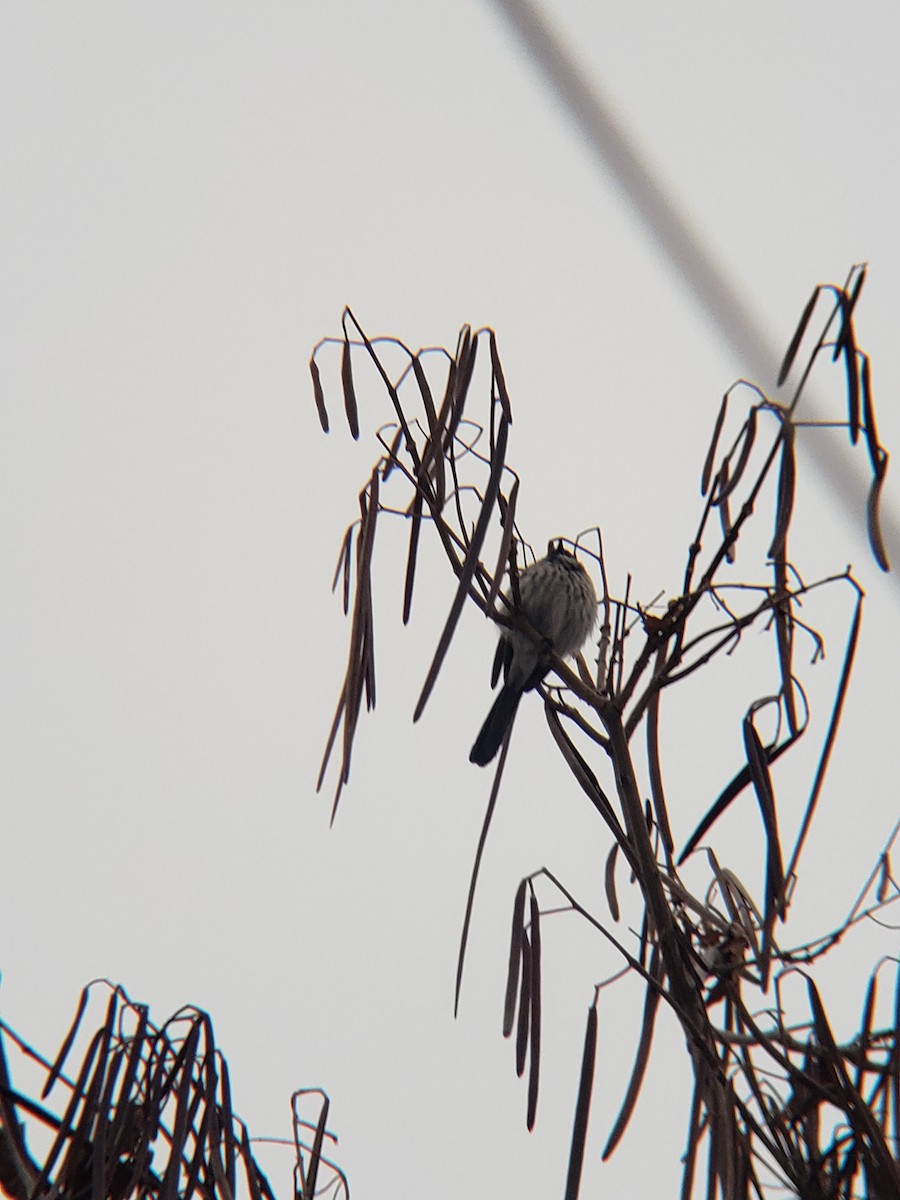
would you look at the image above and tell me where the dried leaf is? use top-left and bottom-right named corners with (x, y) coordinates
top-left (855, 975), bottom-right (878, 1093)
top-left (321, 476), bottom-right (380, 816)
top-left (867, 455), bottom-right (890, 572)
top-left (329, 525), bottom-right (353, 615)
top-left (241, 1123), bottom-right (265, 1200)
top-left (860, 352), bottom-right (881, 473)
top-left (489, 328), bottom-right (513, 423)
top-left (544, 705), bottom-right (632, 866)
top-left (412, 354), bottom-right (444, 506)
top-left (743, 716), bottom-right (784, 985)
top-left (42, 984), bottom-right (90, 1099)
top-left (343, 308), bottom-right (423, 476)
top-left (679, 731), bottom-right (799, 863)
top-left (413, 413), bottom-right (509, 721)
top-left (402, 493), bottom-right (422, 626)
top-left (35, 1028), bottom-right (105, 1195)
top-left (107, 1005), bottom-right (149, 1153)
top-left (777, 286), bottom-right (819, 387)
top-left (342, 479), bottom-right (378, 759)
top-left (161, 1020), bottom-right (202, 1193)
top-left (701, 394), bottom-right (728, 496)
top-left (602, 947), bottom-right (661, 1159)
top-left (411, 352), bottom-right (438, 435)
top-left (303, 1094), bottom-right (329, 1200)
top-left (786, 590), bottom-right (862, 882)
top-left (487, 480), bottom-right (519, 617)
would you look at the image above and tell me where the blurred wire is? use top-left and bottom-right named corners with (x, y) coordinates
top-left (486, 0), bottom-right (897, 575)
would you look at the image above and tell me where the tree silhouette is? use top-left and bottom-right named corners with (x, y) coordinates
top-left (311, 264), bottom-right (899, 1199)
top-left (0, 982), bottom-right (348, 1200)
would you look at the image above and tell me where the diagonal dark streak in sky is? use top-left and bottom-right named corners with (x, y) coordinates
top-left (487, 0), bottom-right (896, 575)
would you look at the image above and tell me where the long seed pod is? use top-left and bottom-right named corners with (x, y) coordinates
top-left (714, 462), bottom-right (735, 562)
top-left (892, 961), bottom-right (900, 1155)
top-left (768, 421), bottom-right (796, 561)
top-left (646, 676), bottom-right (674, 861)
top-left (830, 288), bottom-right (849, 360)
top-left (604, 843), bottom-right (620, 923)
top-left (218, 1053), bottom-right (236, 1195)
top-left (564, 998), bottom-right (599, 1200)
top-left (526, 888), bottom-right (542, 1131)
top-left (380, 425), bottom-right (404, 483)
top-left (680, 1080), bottom-right (703, 1200)
top-left (771, 562), bottom-right (798, 737)
top-left (715, 407), bottom-right (757, 504)
top-left (841, 310), bottom-right (860, 445)
top-left (443, 325), bottom-right (476, 448)
top-left (515, 936), bottom-right (532, 1079)
top-left (310, 356), bottom-right (329, 433)
top-left (839, 263), bottom-right (867, 344)
top-left (503, 881), bottom-right (528, 1038)
top-left (487, 479), bottom-right (519, 616)
top-left (339, 335), bottom-right (360, 441)
top-left (411, 353), bottom-right (444, 508)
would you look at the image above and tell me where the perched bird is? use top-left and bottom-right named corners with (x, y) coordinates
top-left (469, 541), bottom-right (597, 766)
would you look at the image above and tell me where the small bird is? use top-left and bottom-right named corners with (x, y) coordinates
top-left (469, 541), bottom-right (597, 766)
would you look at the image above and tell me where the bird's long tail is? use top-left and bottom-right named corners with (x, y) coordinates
top-left (469, 684), bottom-right (523, 766)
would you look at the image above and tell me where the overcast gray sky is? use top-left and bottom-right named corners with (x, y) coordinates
top-left (2, 4), bottom-right (899, 1197)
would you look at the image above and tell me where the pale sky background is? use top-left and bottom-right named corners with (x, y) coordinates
top-left (2, 4), bottom-right (900, 1197)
